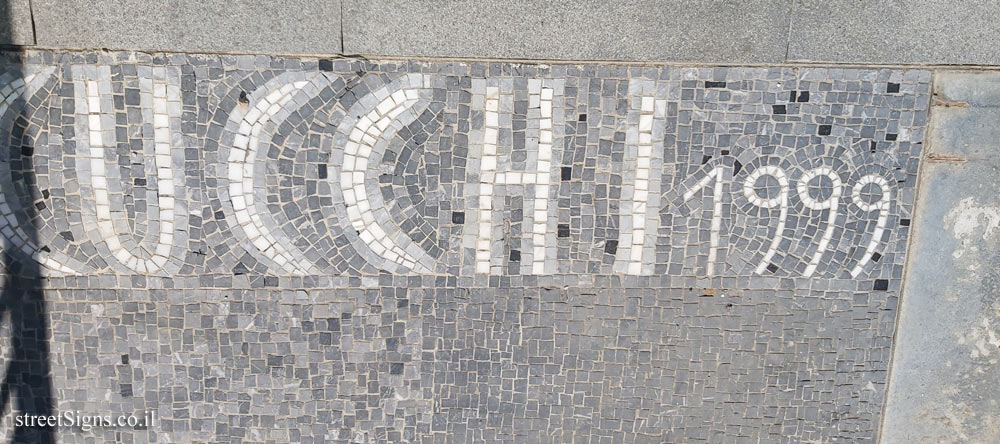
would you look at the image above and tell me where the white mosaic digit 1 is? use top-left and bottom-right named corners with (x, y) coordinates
top-left (798, 167), bottom-right (843, 277)
top-left (742, 166), bottom-right (789, 274)
top-left (851, 175), bottom-right (891, 277)
top-left (683, 166), bottom-right (725, 276)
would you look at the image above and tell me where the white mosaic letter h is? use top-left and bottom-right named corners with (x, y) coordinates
top-left (474, 79), bottom-right (564, 275)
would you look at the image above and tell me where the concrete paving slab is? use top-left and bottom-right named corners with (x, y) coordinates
top-left (881, 71), bottom-right (1000, 443)
top-left (30, 0), bottom-right (341, 54)
top-left (788, 1), bottom-right (1000, 65)
top-left (0, 0), bottom-right (35, 45)
top-left (342, 0), bottom-right (792, 62)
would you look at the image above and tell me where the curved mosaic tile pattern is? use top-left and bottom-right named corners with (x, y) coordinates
top-left (220, 72), bottom-right (323, 275)
top-left (70, 65), bottom-right (190, 274)
top-left (850, 174), bottom-right (891, 276)
top-left (330, 73), bottom-right (438, 274)
top-left (374, 99), bottom-right (451, 267)
top-left (209, 71), bottom-right (448, 277)
top-left (848, 162), bottom-right (897, 278)
top-left (0, 57), bottom-right (929, 282)
top-left (0, 67), bottom-right (95, 275)
top-left (742, 164), bottom-right (789, 274)
top-left (0, 50), bottom-right (932, 444)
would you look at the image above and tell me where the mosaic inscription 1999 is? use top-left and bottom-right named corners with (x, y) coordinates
top-left (0, 50), bottom-right (929, 443)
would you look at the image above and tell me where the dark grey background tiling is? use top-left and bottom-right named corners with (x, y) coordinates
top-left (0, 284), bottom-right (899, 443)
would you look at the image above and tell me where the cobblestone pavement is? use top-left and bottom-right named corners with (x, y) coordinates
top-left (0, 50), bottom-right (930, 443)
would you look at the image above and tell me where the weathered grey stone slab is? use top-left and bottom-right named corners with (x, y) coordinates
top-left (0, 0), bottom-right (35, 45)
top-left (882, 71), bottom-right (1000, 443)
top-left (342, 0), bottom-right (792, 62)
top-left (31, 0), bottom-right (341, 54)
top-left (788, 1), bottom-right (1000, 64)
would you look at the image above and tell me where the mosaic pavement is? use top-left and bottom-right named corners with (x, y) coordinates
top-left (0, 50), bottom-right (930, 443)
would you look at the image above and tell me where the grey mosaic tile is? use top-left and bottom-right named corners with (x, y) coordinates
top-left (0, 49), bottom-right (930, 443)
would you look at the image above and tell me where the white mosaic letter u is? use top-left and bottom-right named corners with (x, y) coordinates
top-left (71, 65), bottom-right (189, 274)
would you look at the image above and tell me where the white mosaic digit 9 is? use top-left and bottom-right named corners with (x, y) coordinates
top-left (735, 162), bottom-right (890, 277)
top-left (850, 174), bottom-right (892, 277)
top-left (797, 167), bottom-right (843, 277)
top-left (742, 165), bottom-right (789, 274)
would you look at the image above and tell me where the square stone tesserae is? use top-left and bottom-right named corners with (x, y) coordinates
top-left (0, 50), bottom-right (929, 443)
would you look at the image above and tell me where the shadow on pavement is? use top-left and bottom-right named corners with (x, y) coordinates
top-left (0, 0), bottom-right (57, 442)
